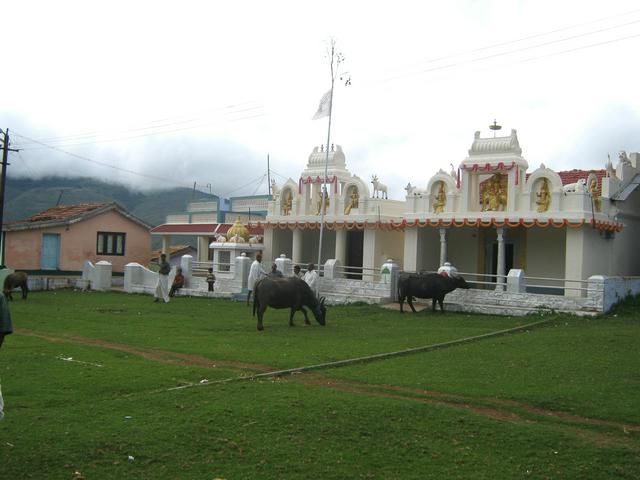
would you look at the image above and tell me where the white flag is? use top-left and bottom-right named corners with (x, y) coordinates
top-left (312, 90), bottom-right (332, 120)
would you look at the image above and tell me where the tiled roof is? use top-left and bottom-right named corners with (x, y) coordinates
top-left (150, 244), bottom-right (196, 261)
top-left (557, 169), bottom-right (606, 189)
top-left (150, 223), bottom-right (218, 234)
top-left (23, 203), bottom-right (109, 223)
top-left (4, 202), bottom-right (152, 232)
top-left (151, 223), bottom-right (263, 236)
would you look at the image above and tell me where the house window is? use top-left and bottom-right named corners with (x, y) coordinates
top-left (97, 232), bottom-right (126, 256)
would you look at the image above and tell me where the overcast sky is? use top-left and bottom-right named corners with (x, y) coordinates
top-left (3, 0), bottom-right (640, 198)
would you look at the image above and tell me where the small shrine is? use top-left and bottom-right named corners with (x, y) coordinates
top-left (208, 218), bottom-right (263, 271)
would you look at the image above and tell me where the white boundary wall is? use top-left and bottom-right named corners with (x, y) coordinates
top-left (121, 254), bottom-right (639, 315)
top-left (77, 260), bottom-right (113, 291)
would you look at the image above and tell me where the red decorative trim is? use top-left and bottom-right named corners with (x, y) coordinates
top-left (259, 217), bottom-right (623, 232)
top-left (462, 161), bottom-right (516, 173)
top-left (298, 175), bottom-right (339, 194)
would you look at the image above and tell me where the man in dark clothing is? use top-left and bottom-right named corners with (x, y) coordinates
top-left (1, 290), bottom-right (13, 420)
top-left (269, 263), bottom-right (283, 278)
top-left (169, 267), bottom-right (185, 297)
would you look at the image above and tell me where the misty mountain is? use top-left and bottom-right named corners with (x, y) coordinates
top-left (4, 176), bottom-right (217, 229)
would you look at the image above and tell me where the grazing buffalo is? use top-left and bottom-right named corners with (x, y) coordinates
top-left (398, 272), bottom-right (469, 313)
top-left (3, 272), bottom-right (29, 301)
top-left (253, 277), bottom-right (326, 331)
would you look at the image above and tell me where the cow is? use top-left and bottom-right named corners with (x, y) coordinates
top-left (398, 272), bottom-right (470, 313)
top-left (253, 276), bottom-right (326, 331)
top-left (3, 272), bottom-right (29, 301)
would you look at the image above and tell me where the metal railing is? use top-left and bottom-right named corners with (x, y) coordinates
top-left (400, 269), bottom-right (595, 296)
top-left (334, 265), bottom-right (383, 282)
top-left (191, 260), bottom-right (233, 276)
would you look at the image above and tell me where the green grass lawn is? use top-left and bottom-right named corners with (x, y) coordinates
top-left (0, 290), bottom-right (638, 479)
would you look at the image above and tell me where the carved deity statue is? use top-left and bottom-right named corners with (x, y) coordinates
top-left (481, 174), bottom-right (507, 212)
top-left (433, 182), bottom-right (447, 214)
top-left (282, 191), bottom-right (293, 216)
top-left (589, 177), bottom-right (602, 212)
top-left (535, 178), bottom-right (551, 213)
top-left (344, 188), bottom-right (359, 215)
top-left (315, 188), bottom-right (329, 215)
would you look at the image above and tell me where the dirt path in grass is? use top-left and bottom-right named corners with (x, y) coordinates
top-left (295, 374), bottom-right (640, 444)
top-left (16, 328), bottom-right (273, 373)
top-left (17, 328), bottom-right (640, 445)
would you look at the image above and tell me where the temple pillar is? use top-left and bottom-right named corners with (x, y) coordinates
top-left (403, 228), bottom-right (419, 272)
top-left (496, 227), bottom-right (505, 291)
top-left (335, 229), bottom-right (347, 265)
top-left (292, 229), bottom-right (303, 265)
top-left (198, 236), bottom-right (210, 262)
top-left (439, 227), bottom-right (448, 267)
top-left (161, 235), bottom-right (171, 255)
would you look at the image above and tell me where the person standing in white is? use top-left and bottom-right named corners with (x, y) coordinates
top-left (303, 263), bottom-right (319, 292)
top-left (154, 253), bottom-right (171, 303)
top-left (247, 253), bottom-right (267, 305)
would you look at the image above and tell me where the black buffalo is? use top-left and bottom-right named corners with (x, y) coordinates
top-left (3, 272), bottom-right (29, 301)
top-left (398, 272), bottom-right (470, 313)
top-left (253, 276), bottom-right (326, 331)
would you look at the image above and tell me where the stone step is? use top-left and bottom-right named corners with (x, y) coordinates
top-left (320, 291), bottom-right (390, 305)
top-left (231, 291), bottom-right (249, 302)
top-left (319, 284), bottom-right (391, 293)
top-left (441, 300), bottom-right (599, 317)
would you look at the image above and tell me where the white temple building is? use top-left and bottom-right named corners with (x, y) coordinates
top-left (261, 144), bottom-right (405, 277)
top-left (258, 129), bottom-right (639, 292)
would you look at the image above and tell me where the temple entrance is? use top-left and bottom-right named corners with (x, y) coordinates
top-left (346, 230), bottom-right (364, 279)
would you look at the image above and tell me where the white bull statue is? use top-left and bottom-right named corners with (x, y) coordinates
top-left (371, 175), bottom-right (388, 199)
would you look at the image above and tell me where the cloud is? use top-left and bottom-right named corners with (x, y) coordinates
top-left (2, 0), bottom-right (640, 201)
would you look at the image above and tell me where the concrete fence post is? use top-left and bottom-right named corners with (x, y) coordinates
top-left (587, 275), bottom-right (606, 313)
top-left (381, 258), bottom-right (400, 301)
top-left (506, 269), bottom-right (526, 293)
top-left (323, 259), bottom-right (341, 280)
top-left (180, 254), bottom-right (193, 287)
top-left (234, 253), bottom-right (251, 290)
top-left (275, 254), bottom-right (292, 277)
top-left (94, 261), bottom-right (112, 291)
top-left (78, 260), bottom-right (95, 290)
top-left (124, 262), bottom-right (144, 292)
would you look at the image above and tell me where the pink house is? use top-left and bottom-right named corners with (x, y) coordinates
top-left (3, 203), bottom-right (152, 273)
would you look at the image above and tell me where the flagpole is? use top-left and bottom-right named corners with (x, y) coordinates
top-left (316, 42), bottom-right (339, 293)
top-left (316, 82), bottom-right (334, 286)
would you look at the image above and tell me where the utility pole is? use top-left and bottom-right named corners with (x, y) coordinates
top-left (0, 128), bottom-right (19, 267)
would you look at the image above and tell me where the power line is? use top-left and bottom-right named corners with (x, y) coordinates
top-left (383, 7), bottom-right (640, 76)
top-left (12, 131), bottom-right (275, 198)
top-left (377, 16), bottom-right (640, 84)
top-left (251, 174), bottom-right (267, 196)
top-left (269, 169), bottom-right (291, 181)
top-left (16, 102), bottom-right (265, 146)
top-left (17, 107), bottom-right (268, 150)
top-left (220, 173), bottom-right (269, 198)
top-left (517, 31), bottom-right (640, 65)
top-left (16, 150), bottom-right (36, 177)
top-left (13, 9), bottom-right (640, 155)
top-left (11, 131), bottom-right (194, 188)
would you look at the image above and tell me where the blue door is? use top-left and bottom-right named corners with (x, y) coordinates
top-left (41, 233), bottom-right (61, 270)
